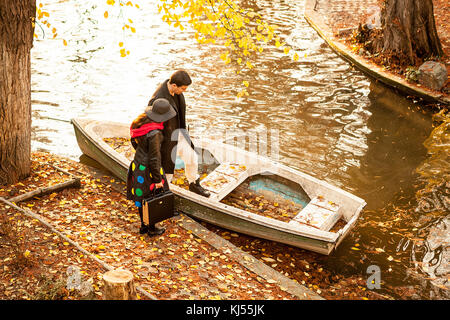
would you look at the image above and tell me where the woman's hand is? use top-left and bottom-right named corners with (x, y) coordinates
top-left (155, 181), bottom-right (164, 189)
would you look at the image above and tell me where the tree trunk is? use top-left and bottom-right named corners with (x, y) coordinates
top-left (376, 0), bottom-right (443, 64)
top-left (102, 269), bottom-right (137, 300)
top-left (0, 1), bottom-right (35, 185)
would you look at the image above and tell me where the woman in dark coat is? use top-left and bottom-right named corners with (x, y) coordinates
top-left (126, 98), bottom-right (176, 236)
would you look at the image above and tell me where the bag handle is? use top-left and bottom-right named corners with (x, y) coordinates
top-left (149, 179), bottom-right (168, 198)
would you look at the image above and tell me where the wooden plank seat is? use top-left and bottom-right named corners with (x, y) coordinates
top-left (200, 163), bottom-right (249, 201)
top-left (288, 196), bottom-right (342, 231)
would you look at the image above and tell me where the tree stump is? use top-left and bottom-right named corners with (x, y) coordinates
top-left (102, 269), bottom-right (137, 300)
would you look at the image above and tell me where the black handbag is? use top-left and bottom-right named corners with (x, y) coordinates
top-left (142, 188), bottom-right (175, 226)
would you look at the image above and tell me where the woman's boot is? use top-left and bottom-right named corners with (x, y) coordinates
top-left (147, 224), bottom-right (165, 236)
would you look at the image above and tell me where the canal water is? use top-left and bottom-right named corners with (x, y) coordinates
top-left (31, 0), bottom-right (448, 298)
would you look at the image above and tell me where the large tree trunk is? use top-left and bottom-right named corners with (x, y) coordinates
top-left (0, 0), bottom-right (35, 185)
top-left (376, 0), bottom-right (443, 65)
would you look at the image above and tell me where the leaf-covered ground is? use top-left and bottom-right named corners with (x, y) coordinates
top-left (0, 152), bottom-right (303, 300)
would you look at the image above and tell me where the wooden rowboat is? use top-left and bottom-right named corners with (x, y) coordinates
top-left (71, 118), bottom-right (366, 255)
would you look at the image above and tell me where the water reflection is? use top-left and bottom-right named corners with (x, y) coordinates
top-left (30, 0), bottom-right (447, 298)
top-left (358, 81), bottom-right (432, 210)
top-left (412, 111), bottom-right (450, 298)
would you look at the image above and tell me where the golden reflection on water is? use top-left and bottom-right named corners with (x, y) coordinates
top-left (416, 110), bottom-right (450, 206)
top-left (412, 110), bottom-right (450, 296)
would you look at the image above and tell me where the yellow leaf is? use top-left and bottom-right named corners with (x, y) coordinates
top-left (242, 80), bottom-right (249, 87)
top-left (119, 42), bottom-right (124, 47)
top-left (104, 11), bottom-right (109, 19)
top-left (63, 39), bottom-right (68, 46)
top-left (63, 242), bottom-right (69, 246)
top-left (293, 52), bottom-right (299, 61)
top-left (23, 250), bottom-right (31, 258)
top-left (351, 247), bottom-right (360, 251)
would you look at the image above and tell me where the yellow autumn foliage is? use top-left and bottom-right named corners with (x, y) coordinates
top-left (157, 0), bottom-right (301, 97)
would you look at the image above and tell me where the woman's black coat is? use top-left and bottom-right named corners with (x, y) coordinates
top-left (126, 129), bottom-right (169, 207)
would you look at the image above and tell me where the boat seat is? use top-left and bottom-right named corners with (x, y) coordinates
top-left (288, 196), bottom-right (342, 231)
top-left (200, 163), bottom-right (249, 201)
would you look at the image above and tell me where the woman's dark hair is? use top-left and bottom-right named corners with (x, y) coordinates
top-left (131, 113), bottom-right (152, 129)
top-left (169, 70), bottom-right (192, 87)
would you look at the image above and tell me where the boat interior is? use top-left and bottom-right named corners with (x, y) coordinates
top-left (176, 144), bottom-right (348, 233)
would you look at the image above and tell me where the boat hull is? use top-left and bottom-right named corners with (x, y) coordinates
top-left (176, 196), bottom-right (335, 254)
top-left (73, 118), bottom-right (129, 181)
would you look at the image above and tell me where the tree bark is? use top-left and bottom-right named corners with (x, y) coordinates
top-left (376, 0), bottom-right (443, 64)
top-left (0, 1), bottom-right (35, 185)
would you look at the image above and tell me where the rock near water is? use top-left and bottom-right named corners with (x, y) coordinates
top-left (418, 61), bottom-right (448, 91)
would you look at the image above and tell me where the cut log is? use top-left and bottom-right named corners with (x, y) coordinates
top-left (7, 178), bottom-right (81, 203)
top-left (102, 269), bottom-right (137, 300)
